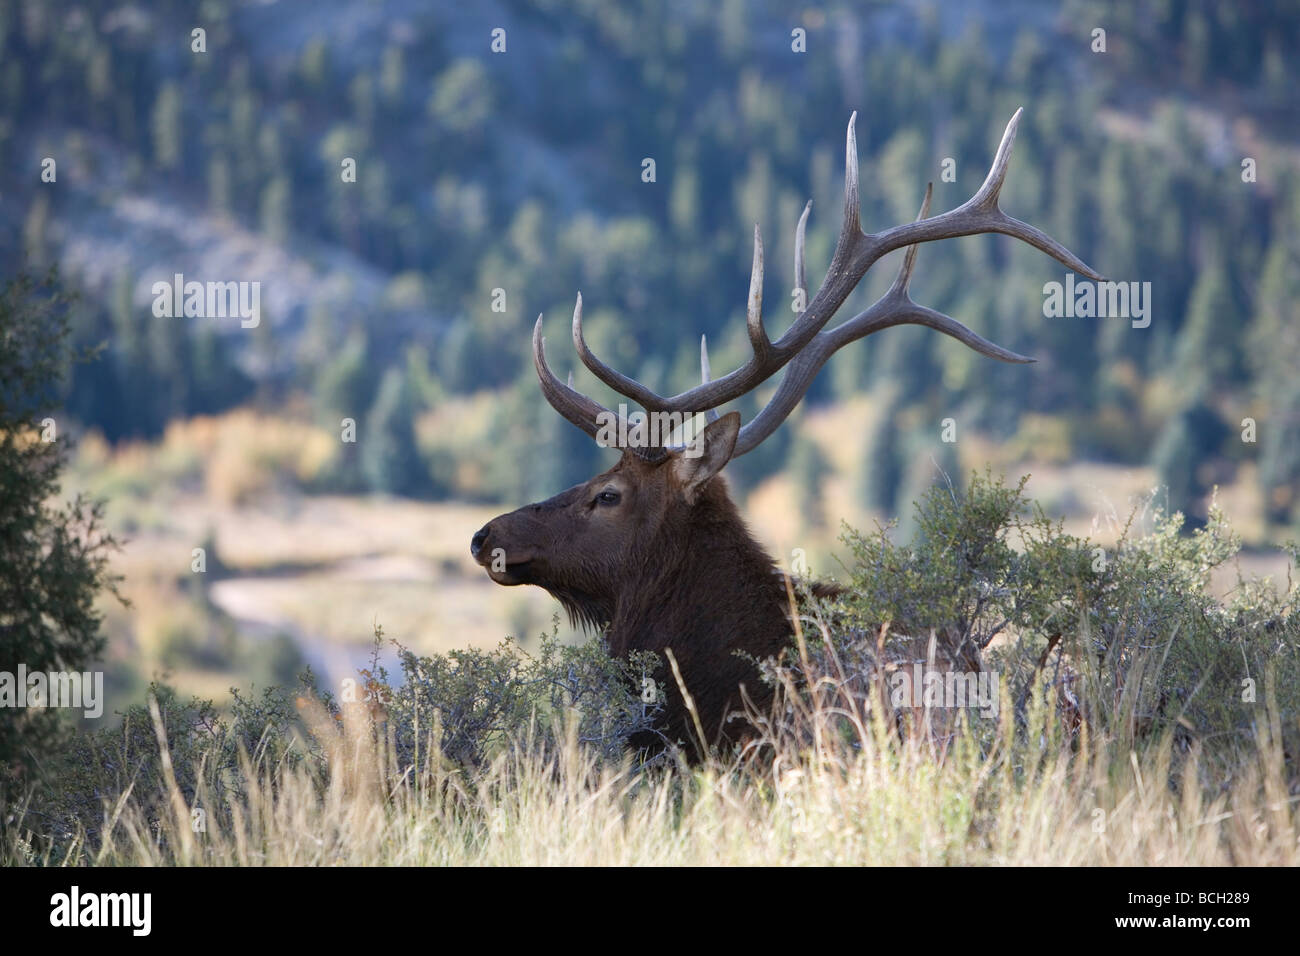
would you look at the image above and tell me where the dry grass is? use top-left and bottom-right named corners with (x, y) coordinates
top-left (13, 668), bottom-right (1297, 867)
top-left (67, 404), bottom-right (1289, 714)
top-left (32, 408), bottom-right (1294, 865)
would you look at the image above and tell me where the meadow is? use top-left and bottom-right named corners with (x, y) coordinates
top-left (3, 0), bottom-right (1298, 871)
top-left (8, 445), bottom-right (1297, 867)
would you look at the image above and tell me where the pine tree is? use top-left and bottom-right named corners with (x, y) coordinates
top-left (0, 274), bottom-right (120, 795)
top-left (362, 366), bottom-right (426, 497)
top-left (1248, 235), bottom-right (1300, 523)
top-left (789, 434), bottom-right (831, 531)
top-left (858, 391), bottom-right (904, 514)
top-left (150, 81), bottom-right (182, 172)
top-left (259, 175), bottom-right (292, 244)
top-left (1151, 412), bottom-right (1198, 520)
top-left (314, 327), bottom-right (375, 426)
top-left (1173, 256), bottom-right (1241, 399)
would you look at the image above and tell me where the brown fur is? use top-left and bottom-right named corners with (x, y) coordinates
top-left (471, 413), bottom-right (791, 758)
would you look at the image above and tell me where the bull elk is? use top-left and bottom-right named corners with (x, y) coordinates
top-left (471, 110), bottom-right (1098, 758)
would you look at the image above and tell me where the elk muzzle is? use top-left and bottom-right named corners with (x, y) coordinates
top-left (470, 514), bottom-right (540, 585)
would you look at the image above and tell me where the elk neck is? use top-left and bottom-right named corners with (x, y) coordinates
top-left (605, 476), bottom-right (791, 662)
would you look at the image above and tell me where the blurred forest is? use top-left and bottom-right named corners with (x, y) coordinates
top-left (3, 0), bottom-right (1299, 530)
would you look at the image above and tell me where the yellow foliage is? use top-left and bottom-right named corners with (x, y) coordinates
top-left (1006, 413), bottom-right (1074, 464)
top-left (141, 411), bottom-right (339, 505)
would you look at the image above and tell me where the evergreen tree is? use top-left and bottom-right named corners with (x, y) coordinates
top-left (1172, 256), bottom-right (1241, 399)
top-left (789, 434), bottom-right (831, 531)
top-left (259, 175), bottom-right (292, 244)
top-left (150, 81), bottom-right (182, 172)
top-left (1150, 403), bottom-right (1226, 522)
top-left (0, 274), bottom-right (119, 797)
top-left (858, 391), bottom-right (904, 514)
top-left (362, 366), bottom-right (425, 497)
top-left (190, 324), bottom-right (255, 416)
top-left (314, 327), bottom-right (375, 426)
top-left (1248, 235), bottom-right (1300, 524)
top-left (147, 303), bottom-right (193, 429)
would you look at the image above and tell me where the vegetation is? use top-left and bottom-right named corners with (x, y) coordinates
top-left (0, 274), bottom-right (120, 800)
top-left (789, 473), bottom-right (1300, 778)
top-left (7, 472), bottom-right (1296, 865)
top-left (8, 695), bottom-right (1296, 866)
top-left (3, 0), bottom-right (1298, 868)
top-left (3, 0), bottom-right (1299, 527)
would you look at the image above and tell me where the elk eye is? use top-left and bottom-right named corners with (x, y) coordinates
top-left (596, 490), bottom-right (621, 506)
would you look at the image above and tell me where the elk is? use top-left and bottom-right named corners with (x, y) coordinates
top-left (471, 110), bottom-right (1099, 758)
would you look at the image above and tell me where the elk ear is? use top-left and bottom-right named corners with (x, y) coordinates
top-left (671, 411), bottom-right (740, 504)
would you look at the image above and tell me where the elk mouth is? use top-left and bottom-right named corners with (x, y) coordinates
top-left (484, 558), bottom-right (536, 586)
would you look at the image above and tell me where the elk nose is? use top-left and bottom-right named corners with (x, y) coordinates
top-left (470, 526), bottom-right (489, 559)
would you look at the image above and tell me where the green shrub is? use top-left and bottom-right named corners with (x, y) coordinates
top-left (0, 273), bottom-right (121, 801)
top-left (361, 623), bottom-right (663, 771)
top-left (15, 624), bottom-right (661, 859)
top-left (11, 474), bottom-right (1298, 863)
top-left (18, 681), bottom-right (318, 862)
top-left (779, 471), bottom-right (1300, 779)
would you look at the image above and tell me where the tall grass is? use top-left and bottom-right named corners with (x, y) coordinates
top-left (7, 474), bottom-right (1296, 866)
top-left (5, 658), bottom-right (1296, 867)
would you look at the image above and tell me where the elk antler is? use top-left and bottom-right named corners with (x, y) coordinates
top-left (532, 109), bottom-right (1102, 460)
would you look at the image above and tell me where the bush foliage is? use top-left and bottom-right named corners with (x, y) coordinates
top-left (8, 473), bottom-right (1298, 862)
top-left (0, 274), bottom-right (121, 800)
top-left (779, 472), bottom-right (1300, 777)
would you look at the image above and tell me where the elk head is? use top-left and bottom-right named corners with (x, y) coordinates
top-left (470, 409), bottom-right (742, 630)
top-left (472, 110), bottom-right (1099, 757)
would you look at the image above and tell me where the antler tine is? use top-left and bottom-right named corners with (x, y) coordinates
top-left (746, 225), bottom-right (771, 358)
top-left (757, 110), bottom-right (869, 354)
top-left (884, 183), bottom-right (932, 300)
top-left (700, 335), bottom-right (719, 423)
top-left (793, 200), bottom-right (811, 313)
top-left (571, 292), bottom-right (670, 411)
top-left (969, 105), bottom-right (1021, 211)
top-left (731, 188), bottom-right (1031, 458)
top-left (537, 313), bottom-right (672, 461)
top-left (732, 293), bottom-right (1033, 458)
top-left (552, 113), bottom-right (870, 420)
top-left (533, 315), bottom-right (614, 441)
top-left (842, 109), bottom-right (861, 237)
top-left (534, 111), bottom-right (1099, 457)
top-left (866, 109), bottom-right (1103, 280)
